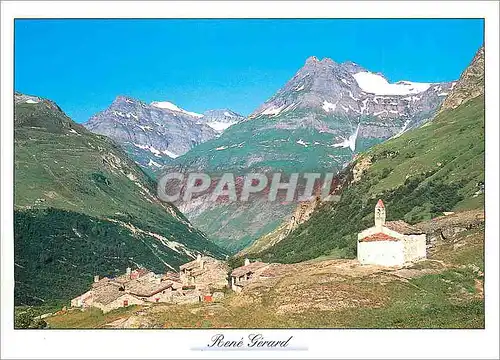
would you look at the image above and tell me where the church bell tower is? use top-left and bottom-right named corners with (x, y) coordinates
top-left (375, 199), bottom-right (386, 228)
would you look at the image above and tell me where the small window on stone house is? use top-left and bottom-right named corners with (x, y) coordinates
top-left (123, 299), bottom-right (128, 306)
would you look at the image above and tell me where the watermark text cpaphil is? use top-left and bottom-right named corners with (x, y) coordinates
top-left (157, 171), bottom-right (343, 204)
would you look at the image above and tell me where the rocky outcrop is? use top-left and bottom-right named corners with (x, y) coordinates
top-left (350, 155), bottom-right (372, 184)
top-left (440, 46), bottom-right (484, 111)
top-left (416, 209), bottom-right (485, 247)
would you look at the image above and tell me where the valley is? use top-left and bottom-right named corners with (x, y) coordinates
top-left (158, 56), bottom-right (457, 252)
top-left (14, 44), bottom-right (485, 330)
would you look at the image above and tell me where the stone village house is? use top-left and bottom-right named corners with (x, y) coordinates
top-left (179, 254), bottom-right (229, 291)
top-left (71, 255), bottom-right (229, 313)
top-left (230, 259), bottom-right (271, 292)
top-left (357, 199), bottom-right (427, 266)
top-left (70, 268), bottom-right (173, 313)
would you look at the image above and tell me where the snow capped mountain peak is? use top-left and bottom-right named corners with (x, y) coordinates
top-left (84, 97), bottom-right (218, 172)
top-left (248, 54), bottom-right (454, 135)
top-left (14, 92), bottom-right (43, 105)
top-left (150, 101), bottom-right (204, 118)
top-left (352, 72), bottom-right (431, 96)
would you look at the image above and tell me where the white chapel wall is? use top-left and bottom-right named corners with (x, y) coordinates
top-left (357, 240), bottom-right (404, 266)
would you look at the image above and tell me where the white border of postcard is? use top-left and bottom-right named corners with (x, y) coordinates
top-left (1, 1), bottom-right (499, 359)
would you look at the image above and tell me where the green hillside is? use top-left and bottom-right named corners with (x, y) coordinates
top-left (14, 94), bottom-right (224, 305)
top-left (254, 95), bottom-right (484, 263)
top-left (168, 110), bottom-right (386, 253)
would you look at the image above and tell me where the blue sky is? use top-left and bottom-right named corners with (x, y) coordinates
top-left (15, 19), bottom-right (483, 123)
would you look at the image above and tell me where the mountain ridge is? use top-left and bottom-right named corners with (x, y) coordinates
top-left (14, 92), bottom-right (225, 305)
top-left (84, 96), bottom-right (244, 174)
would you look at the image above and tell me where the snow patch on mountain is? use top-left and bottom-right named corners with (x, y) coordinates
top-left (322, 100), bottom-right (337, 112)
top-left (348, 91), bottom-right (360, 101)
top-left (296, 139), bottom-right (308, 147)
top-left (391, 118), bottom-right (412, 139)
top-left (148, 159), bottom-right (162, 168)
top-left (332, 123), bottom-right (360, 152)
top-left (162, 149), bottom-right (179, 159)
top-left (353, 72), bottom-right (431, 96)
top-left (261, 104), bottom-right (286, 116)
top-left (150, 101), bottom-right (204, 118)
top-left (206, 121), bottom-right (238, 132)
top-left (360, 99), bottom-right (369, 114)
top-left (134, 143), bottom-right (177, 158)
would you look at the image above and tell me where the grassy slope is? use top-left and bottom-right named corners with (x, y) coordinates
top-left (252, 95), bottom-right (484, 264)
top-left (14, 100), bottom-right (224, 305)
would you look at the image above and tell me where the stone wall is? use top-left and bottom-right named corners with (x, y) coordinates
top-left (71, 290), bottom-right (93, 308)
top-left (403, 234), bottom-right (427, 263)
top-left (182, 258), bottom-right (229, 290)
top-left (94, 294), bottom-right (144, 314)
top-left (143, 288), bottom-right (175, 303)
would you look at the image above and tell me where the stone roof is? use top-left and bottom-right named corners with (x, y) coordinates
top-left (91, 277), bottom-right (111, 289)
top-left (384, 220), bottom-right (424, 235)
top-left (190, 268), bottom-right (207, 276)
top-left (163, 272), bottom-right (181, 282)
top-left (126, 280), bottom-right (173, 297)
top-left (132, 268), bottom-right (151, 278)
top-left (360, 232), bottom-right (399, 242)
top-left (113, 274), bottom-right (130, 284)
top-left (92, 283), bottom-right (124, 305)
top-left (112, 268), bottom-right (152, 283)
top-left (180, 256), bottom-right (223, 271)
top-left (231, 261), bottom-right (268, 277)
top-left (180, 258), bottom-right (203, 271)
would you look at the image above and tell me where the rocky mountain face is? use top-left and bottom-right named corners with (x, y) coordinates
top-left (14, 92), bottom-right (224, 305)
top-left (249, 56), bottom-right (454, 139)
top-left (199, 109), bottom-right (244, 132)
top-left (440, 46), bottom-right (484, 111)
top-left (169, 56), bottom-right (455, 253)
top-left (83, 97), bottom-right (219, 174)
